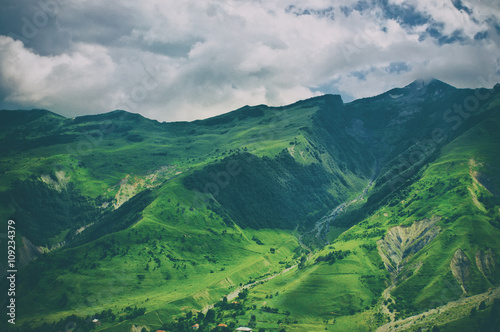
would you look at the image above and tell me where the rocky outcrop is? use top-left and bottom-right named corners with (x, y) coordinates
top-left (40, 170), bottom-right (70, 192)
top-left (377, 217), bottom-right (440, 280)
top-left (476, 249), bottom-right (495, 280)
top-left (451, 249), bottom-right (471, 294)
top-left (131, 324), bottom-right (148, 332)
top-left (112, 166), bottom-right (176, 209)
top-left (37, 241), bottom-right (67, 254)
top-left (18, 236), bottom-right (43, 267)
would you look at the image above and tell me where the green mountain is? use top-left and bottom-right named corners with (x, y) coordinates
top-left (0, 79), bottom-right (499, 332)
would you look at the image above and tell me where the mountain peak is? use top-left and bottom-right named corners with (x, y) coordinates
top-left (73, 109), bottom-right (148, 124)
top-left (0, 109), bottom-right (65, 131)
top-left (405, 78), bottom-right (455, 90)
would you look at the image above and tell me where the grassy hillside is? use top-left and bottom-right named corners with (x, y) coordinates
top-left (0, 80), bottom-right (499, 331)
top-left (0, 93), bottom-right (372, 330)
top-left (221, 90), bottom-right (500, 331)
top-left (0, 94), bottom-right (373, 247)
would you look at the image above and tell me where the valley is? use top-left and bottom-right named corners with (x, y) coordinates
top-left (312, 172), bottom-right (377, 242)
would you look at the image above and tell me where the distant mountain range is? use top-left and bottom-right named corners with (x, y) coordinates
top-left (1, 79), bottom-right (499, 331)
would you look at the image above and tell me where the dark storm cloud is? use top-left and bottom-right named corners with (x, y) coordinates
top-left (0, 0), bottom-right (72, 55)
top-left (0, 0), bottom-right (140, 55)
top-left (58, 3), bottom-right (137, 47)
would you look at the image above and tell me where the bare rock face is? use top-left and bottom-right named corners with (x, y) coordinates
top-left (131, 325), bottom-right (146, 332)
top-left (377, 217), bottom-right (440, 280)
top-left (476, 249), bottom-right (495, 279)
top-left (450, 249), bottom-right (471, 294)
top-left (18, 236), bottom-right (43, 267)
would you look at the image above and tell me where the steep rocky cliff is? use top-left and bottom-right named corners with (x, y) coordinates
top-left (476, 249), bottom-right (495, 281)
top-left (377, 217), bottom-right (440, 280)
top-left (451, 249), bottom-right (472, 294)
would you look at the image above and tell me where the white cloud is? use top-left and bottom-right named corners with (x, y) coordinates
top-left (0, 36), bottom-right (117, 115)
top-left (0, 0), bottom-right (498, 121)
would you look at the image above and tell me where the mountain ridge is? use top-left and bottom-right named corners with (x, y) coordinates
top-left (0, 78), bottom-right (492, 128)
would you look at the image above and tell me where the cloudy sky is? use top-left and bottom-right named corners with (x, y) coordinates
top-left (0, 0), bottom-right (499, 122)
